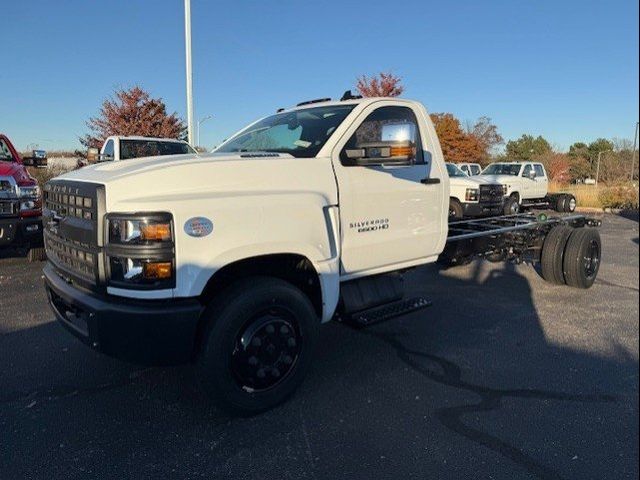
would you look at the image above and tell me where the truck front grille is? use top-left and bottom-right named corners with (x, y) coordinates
top-left (0, 201), bottom-right (17, 216)
top-left (43, 180), bottom-right (104, 288)
top-left (479, 185), bottom-right (504, 204)
top-left (44, 230), bottom-right (97, 281)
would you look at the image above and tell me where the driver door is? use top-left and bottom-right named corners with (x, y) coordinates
top-left (331, 103), bottom-right (446, 277)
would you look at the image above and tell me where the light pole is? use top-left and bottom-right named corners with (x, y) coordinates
top-left (595, 150), bottom-right (612, 186)
top-left (184, 0), bottom-right (195, 146)
top-left (631, 121), bottom-right (639, 181)
top-left (197, 115), bottom-right (213, 148)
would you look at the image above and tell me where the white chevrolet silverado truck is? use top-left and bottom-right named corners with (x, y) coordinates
top-left (42, 95), bottom-right (602, 414)
top-left (445, 163), bottom-right (503, 219)
top-left (481, 162), bottom-right (577, 215)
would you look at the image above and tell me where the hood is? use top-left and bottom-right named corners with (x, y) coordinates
top-left (477, 174), bottom-right (518, 185)
top-left (449, 175), bottom-right (500, 188)
top-left (0, 161), bottom-right (36, 186)
top-left (54, 152), bottom-right (339, 209)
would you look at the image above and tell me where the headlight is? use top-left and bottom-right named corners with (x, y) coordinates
top-left (18, 185), bottom-right (41, 211)
top-left (465, 188), bottom-right (479, 202)
top-left (105, 213), bottom-right (175, 289)
top-left (18, 185), bottom-right (40, 198)
top-left (108, 217), bottom-right (172, 245)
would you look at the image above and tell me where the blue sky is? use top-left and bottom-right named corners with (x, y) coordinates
top-left (1, 0), bottom-right (638, 151)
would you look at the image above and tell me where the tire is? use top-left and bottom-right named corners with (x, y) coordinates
top-left (504, 195), bottom-right (520, 215)
top-left (554, 194), bottom-right (567, 212)
top-left (27, 246), bottom-right (46, 262)
top-left (563, 228), bottom-right (601, 289)
top-left (449, 199), bottom-right (464, 220)
top-left (540, 225), bottom-right (573, 285)
top-left (563, 194), bottom-right (576, 213)
top-left (196, 276), bottom-right (319, 415)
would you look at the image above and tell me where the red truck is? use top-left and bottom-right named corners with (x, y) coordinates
top-left (0, 133), bottom-right (45, 260)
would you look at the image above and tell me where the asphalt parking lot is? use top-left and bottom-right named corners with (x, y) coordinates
top-left (1, 213), bottom-right (638, 480)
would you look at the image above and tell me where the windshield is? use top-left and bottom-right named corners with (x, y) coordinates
top-left (119, 140), bottom-right (196, 160)
top-left (215, 105), bottom-right (356, 158)
top-left (446, 163), bottom-right (468, 177)
top-left (0, 139), bottom-right (15, 162)
top-left (482, 164), bottom-right (521, 176)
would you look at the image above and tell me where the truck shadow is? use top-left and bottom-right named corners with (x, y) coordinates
top-left (0, 258), bottom-right (637, 480)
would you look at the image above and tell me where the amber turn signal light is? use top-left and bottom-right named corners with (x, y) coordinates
top-left (389, 146), bottom-right (415, 158)
top-left (143, 261), bottom-right (172, 279)
top-left (140, 222), bottom-right (172, 241)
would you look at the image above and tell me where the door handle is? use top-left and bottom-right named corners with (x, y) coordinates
top-left (421, 178), bottom-right (440, 185)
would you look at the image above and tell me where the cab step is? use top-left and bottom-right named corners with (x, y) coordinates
top-left (348, 297), bottom-right (432, 327)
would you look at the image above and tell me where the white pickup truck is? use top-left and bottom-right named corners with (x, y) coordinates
top-left (445, 163), bottom-right (503, 219)
top-left (88, 136), bottom-right (196, 162)
top-left (481, 162), bottom-right (577, 215)
top-left (42, 96), bottom-right (601, 414)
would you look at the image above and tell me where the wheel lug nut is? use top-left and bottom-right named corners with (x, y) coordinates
top-left (251, 337), bottom-right (262, 347)
top-left (280, 325), bottom-right (289, 335)
top-left (265, 325), bottom-right (275, 334)
top-left (287, 337), bottom-right (297, 347)
top-left (257, 369), bottom-right (266, 379)
top-left (283, 355), bottom-right (292, 364)
top-left (248, 356), bottom-right (258, 366)
top-left (272, 368), bottom-right (281, 378)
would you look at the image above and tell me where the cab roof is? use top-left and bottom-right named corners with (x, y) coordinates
top-left (108, 136), bottom-right (189, 143)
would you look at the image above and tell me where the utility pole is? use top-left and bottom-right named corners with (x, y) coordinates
top-left (595, 150), bottom-right (611, 186)
top-left (184, 0), bottom-right (195, 146)
top-left (631, 121), bottom-right (639, 181)
top-left (197, 115), bottom-right (213, 148)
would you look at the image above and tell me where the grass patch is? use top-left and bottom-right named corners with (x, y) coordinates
top-left (550, 181), bottom-right (639, 210)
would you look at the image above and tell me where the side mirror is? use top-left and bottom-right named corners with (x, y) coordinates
top-left (528, 170), bottom-right (536, 179)
top-left (87, 148), bottom-right (100, 162)
top-left (345, 141), bottom-right (416, 166)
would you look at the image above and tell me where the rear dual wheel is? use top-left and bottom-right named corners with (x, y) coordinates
top-left (540, 225), bottom-right (601, 288)
top-left (554, 194), bottom-right (577, 213)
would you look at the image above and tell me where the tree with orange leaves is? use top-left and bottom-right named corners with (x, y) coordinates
top-left (430, 113), bottom-right (483, 163)
top-left (80, 86), bottom-right (186, 149)
top-left (356, 72), bottom-right (404, 97)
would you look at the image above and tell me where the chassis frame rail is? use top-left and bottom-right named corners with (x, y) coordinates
top-left (442, 213), bottom-right (601, 266)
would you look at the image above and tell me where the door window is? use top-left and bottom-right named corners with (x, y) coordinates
top-left (102, 140), bottom-right (115, 160)
top-left (0, 139), bottom-right (14, 161)
top-left (522, 164), bottom-right (533, 177)
top-left (534, 164), bottom-right (545, 177)
top-left (470, 165), bottom-right (481, 175)
top-left (340, 106), bottom-right (423, 165)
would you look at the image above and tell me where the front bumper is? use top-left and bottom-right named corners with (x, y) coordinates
top-left (462, 202), bottom-right (504, 218)
top-left (0, 215), bottom-right (43, 247)
top-left (43, 263), bottom-right (202, 365)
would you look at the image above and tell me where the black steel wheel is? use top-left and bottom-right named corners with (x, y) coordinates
top-left (563, 228), bottom-right (601, 289)
top-left (197, 276), bottom-right (319, 415)
top-left (230, 308), bottom-right (301, 393)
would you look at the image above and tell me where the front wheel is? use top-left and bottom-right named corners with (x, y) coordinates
top-left (196, 277), bottom-right (319, 415)
top-left (504, 195), bottom-right (520, 215)
top-left (448, 198), bottom-right (464, 220)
